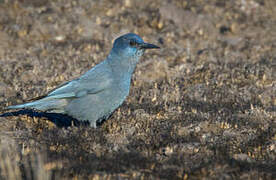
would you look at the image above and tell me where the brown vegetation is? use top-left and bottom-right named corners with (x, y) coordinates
top-left (0, 0), bottom-right (275, 179)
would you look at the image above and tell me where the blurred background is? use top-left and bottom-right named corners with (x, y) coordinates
top-left (0, 0), bottom-right (275, 179)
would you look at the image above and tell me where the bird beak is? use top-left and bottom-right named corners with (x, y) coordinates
top-left (139, 42), bottom-right (160, 49)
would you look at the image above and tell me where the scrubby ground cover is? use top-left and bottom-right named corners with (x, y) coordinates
top-left (0, 0), bottom-right (275, 179)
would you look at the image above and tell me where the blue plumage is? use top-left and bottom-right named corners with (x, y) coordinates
top-left (7, 33), bottom-right (159, 127)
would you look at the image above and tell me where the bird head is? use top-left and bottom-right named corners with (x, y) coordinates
top-left (111, 33), bottom-right (159, 59)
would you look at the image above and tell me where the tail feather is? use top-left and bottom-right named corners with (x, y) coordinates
top-left (7, 97), bottom-right (68, 112)
top-left (7, 101), bottom-right (38, 109)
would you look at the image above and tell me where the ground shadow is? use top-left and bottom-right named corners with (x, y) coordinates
top-left (0, 109), bottom-right (90, 127)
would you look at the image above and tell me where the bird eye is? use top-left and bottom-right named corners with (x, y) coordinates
top-left (129, 40), bottom-right (136, 47)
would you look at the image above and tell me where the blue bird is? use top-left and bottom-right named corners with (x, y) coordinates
top-left (6, 33), bottom-right (159, 127)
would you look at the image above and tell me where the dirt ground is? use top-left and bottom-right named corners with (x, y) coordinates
top-left (0, 0), bottom-right (275, 179)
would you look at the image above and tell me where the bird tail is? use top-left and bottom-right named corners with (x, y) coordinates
top-left (7, 97), bottom-right (67, 112)
top-left (7, 100), bottom-right (44, 110)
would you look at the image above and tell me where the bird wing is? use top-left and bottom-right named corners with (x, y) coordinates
top-left (47, 79), bottom-right (107, 99)
top-left (47, 61), bottom-right (112, 99)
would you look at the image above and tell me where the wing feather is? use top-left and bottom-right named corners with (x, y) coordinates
top-left (46, 61), bottom-right (112, 99)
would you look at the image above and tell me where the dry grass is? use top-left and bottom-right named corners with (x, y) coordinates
top-left (0, 0), bottom-right (275, 179)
